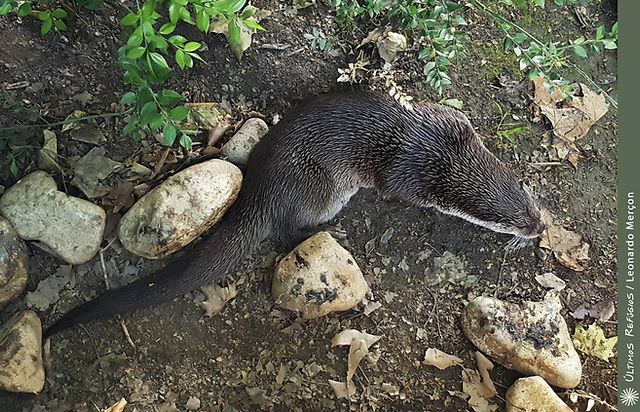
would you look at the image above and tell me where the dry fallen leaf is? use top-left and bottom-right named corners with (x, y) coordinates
top-left (539, 207), bottom-right (590, 271)
top-left (200, 283), bottom-right (238, 317)
top-left (475, 352), bottom-right (497, 399)
top-left (332, 329), bottom-right (382, 383)
top-left (535, 272), bottom-right (566, 291)
top-left (573, 323), bottom-right (617, 362)
top-left (422, 348), bottom-right (463, 370)
top-left (103, 398), bottom-right (127, 412)
top-left (534, 78), bottom-right (609, 142)
top-left (462, 368), bottom-right (498, 412)
top-left (328, 379), bottom-right (356, 399)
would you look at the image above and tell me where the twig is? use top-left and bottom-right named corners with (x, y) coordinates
top-left (0, 110), bottom-right (131, 131)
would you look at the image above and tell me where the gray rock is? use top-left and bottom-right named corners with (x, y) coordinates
top-left (461, 295), bottom-right (582, 388)
top-left (0, 171), bottom-right (106, 264)
top-left (220, 118), bottom-right (269, 165)
top-left (118, 159), bottom-right (243, 259)
top-left (0, 217), bottom-right (28, 307)
top-left (272, 232), bottom-right (369, 319)
top-left (506, 376), bottom-right (572, 412)
top-left (0, 311), bottom-right (45, 393)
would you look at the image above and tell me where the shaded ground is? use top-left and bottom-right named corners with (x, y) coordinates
top-left (1, 1), bottom-right (618, 411)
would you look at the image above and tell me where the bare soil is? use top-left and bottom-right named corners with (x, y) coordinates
top-left (1, 1), bottom-right (618, 411)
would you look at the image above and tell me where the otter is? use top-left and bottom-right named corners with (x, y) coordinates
top-left (45, 93), bottom-right (544, 336)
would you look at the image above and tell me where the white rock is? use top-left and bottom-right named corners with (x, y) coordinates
top-left (118, 159), bottom-right (242, 259)
top-left (272, 232), bottom-right (369, 319)
top-left (0, 171), bottom-right (106, 264)
top-left (461, 295), bottom-right (582, 388)
top-left (0, 217), bottom-right (28, 307)
top-left (506, 376), bottom-right (572, 412)
top-left (0, 311), bottom-right (45, 393)
top-left (220, 118), bottom-right (269, 165)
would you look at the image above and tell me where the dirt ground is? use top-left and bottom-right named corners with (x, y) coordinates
top-left (0, 1), bottom-right (618, 411)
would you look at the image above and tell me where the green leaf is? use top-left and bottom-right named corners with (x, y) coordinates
top-left (240, 7), bottom-right (255, 19)
top-left (54, 19), bottom-right (67, 30)
top-left (168, 35), bottom-right (187, 46)
top-left (157, 90), bottom-right (183, 105)
top-left (127, 46), bottom-right (146, 58)
top-left (228, 18), bottom-right (240, 43)
top-left (127, 33), bottom-right (143, 48)
top-left (41, 18), bottom-right (53, 35)
top-left (196, 9), bottom-right (210, 32)
top-left (168, 106), bottom-right (189, 121)
top-left (149, 52), bottom-right (169, 70)
top-left (9, 158), bottom-right (18, 177)
top-left (175, 49), bottom-right (186, 69)
top-left (596, 25), bottom-right (605, 41)
top-left (18, 2), bottom-right (31, 16)
top-left (179, 6), bottom-right (191, 23)
top-left (602, 39), bottom-right (617, 50)
top-left (573, 45), bottom-right (587, 58)
top-left (188, 52), bottom-right (205, 63)
top-left (120, 92), bottom-right (137, 105)
top-left (123, 118), bottom-right (139, 135)
top-left (184, 41), bottom-right (201, 52)
top-left (611, 22), bottom-right (618, 37)
top-left (140, 101), bottom-right (158, 124)
top-left (150, 35), bottom-right (168, 52)
top-left (142, 21), bottom-right (154, 37)
top-left (169, 3), bottom-right (180, 24)
top-left (159, 22), bottom-right (176, 34)
top-left (149, 113), bottom-right (164, 130)
top-left (423, 61), bottom-right (436, 73)
top-left (179, 134), bottom-right (192, 148)
top-left (242, 20), bottom-right (265, 31)
top-left (51, 8), bottom-right (67, 18)
top-left (120, 12), bottom-right (139, 26)
top-left (141, 0), bottom-right (156, 19)
top-left (212, 0), bottom-right (246, 14)
top-left (512, 32), bottom-right (527, 43)
top-left (163, 123), bottom-right (178, 145)
top-left (37, 11), bottom-right (50, 21)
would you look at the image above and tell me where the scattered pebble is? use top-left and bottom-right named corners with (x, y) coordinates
top-left (0, 311), bottom-right (45, 393)
top-left (0, 171), bottom-right (106, 264)
top-left (272, 231), bottom-right (369, 319)
top-left (506, 376), bottom-right (572, 412)
top-left (118, 159), bottom-right (242, 259)
top-left (461, 295), bottom-right (582, 388)
top-left (185, 396), bottom-right (200, 410)
top-left (220, 118), bottom-right (270, 165)
top-left (0, 217), bottom-right (28, 306)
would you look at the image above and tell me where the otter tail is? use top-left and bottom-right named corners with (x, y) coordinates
top-left (44, 204), bottom-right (270, 337)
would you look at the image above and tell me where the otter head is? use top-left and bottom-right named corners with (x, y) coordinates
top-left (434, 134), bottom-right (545, 239)
top-left (407, 104), bottom-right (545, 240)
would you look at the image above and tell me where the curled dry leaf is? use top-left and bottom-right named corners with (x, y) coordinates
top-left (200, 283), bottom-right (238, 317)
top-left (462, 368), bottom-right (498, 412)
top-left (570, 300), bottom-right (615, 322)
top-left (103, 398), bottom-right (127, 412)
top-left (332, 329), bottom-right (382, 383)
top-left (475, 352), bottom-right (497, 399)
top-left (539, 207), bottom-right (590, 271)
top-left (329, 379), bottom-right (356, 399)
top-left (422, 348), bottom-right (463, 370)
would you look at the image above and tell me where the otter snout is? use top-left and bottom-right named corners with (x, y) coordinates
top-left (521, 220), bottom-right (546, 239)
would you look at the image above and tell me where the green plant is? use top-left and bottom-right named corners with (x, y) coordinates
top-left (1, 0), bottom-right (266, 148)
top-left (494, 101), bottom-right (528, 147)
top-left (0, 92), bottom-right (42, 179)
top-left (331, 0), bottom-right (469, 94)
top-left (304, 27), bottom-right (333, 51)
top-left (474, 0), bottom-right (618, 107)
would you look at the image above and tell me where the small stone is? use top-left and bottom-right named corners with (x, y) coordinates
top-left (0, 311), bottom-right (45, 393)
top-left (118, 159), bottom-right (242, 259)
top-left (506, 376), bottom-right (572, 412)
top-left (220, 118), bottom-right (269, 165)
top-left (0, 217), bottom-right (28, 306)
top-left (0, 171), bottom-right (106, 264)
top-left (272, 232), bottom-right (369, 319)
top-left (185, 396), bottom-right (201, 410)
top-left (461, 295), bottom-right (581, 388)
